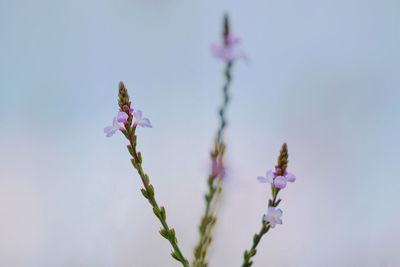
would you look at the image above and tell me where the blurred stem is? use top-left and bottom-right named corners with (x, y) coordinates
top-left (217, 62), bottom-right (233, 144)
top-left (199, 179), bottom-right (223, 263)
top-left (193, 61), bottom-right (233, 267)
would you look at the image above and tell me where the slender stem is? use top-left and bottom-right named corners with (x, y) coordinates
top-left (192, 61), bottom-right (233, 267)
top-left (241, 187), bottom-right (281, 267)
top-left (193, 176), bottom-right (218, 267)
top-left (217, 61), bottom-right (233, 145)
top-left (199, 179), bottom-right (223, 262)
top-left (124, 125), bottom-right (189, 267)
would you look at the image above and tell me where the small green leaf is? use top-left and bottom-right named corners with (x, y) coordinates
top-left (159, 228), bottom-right (169, 239)
top-left (171, 251), bottom-right (180, 261)
top-left (160, 206), bottom-right (166, 220)
top-left (141, 188), bottom-right (148, 199)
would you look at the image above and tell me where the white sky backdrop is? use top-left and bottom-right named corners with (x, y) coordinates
top-left (0, 0), bottom-right (399, 266)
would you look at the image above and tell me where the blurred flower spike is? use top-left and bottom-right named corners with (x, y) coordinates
top-left (211, 14), bottom-right (246, 63)
top-left (211, 154), bottom-right (225, 178)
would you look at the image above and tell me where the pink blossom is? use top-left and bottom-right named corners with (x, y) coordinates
top-left (117, 111), bottom-right (129, 123)
top-left (104, 117), bottom-right (123, 137)
top-left (211, 157), bottom-right (225, 178)
top-left (257, 170), bottom-right (296, 189)
top-left (133, 110), bottom-right (152, 128)
top-left (211, 34), bottom-right (246, 63)
top-left (263, 207), bottom-right (283, 228)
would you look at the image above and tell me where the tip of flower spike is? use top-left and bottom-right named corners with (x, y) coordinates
top-left (118, 81), bottom-right (125, 89)
top-left (276, 143), bottom-right (289, 175)
top-left (118, 81), bottom-right (131, 111)
top-left (223, 14), bottom-right (230, 42)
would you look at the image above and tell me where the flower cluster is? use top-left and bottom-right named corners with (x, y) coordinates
top-left (255, 144), bottom-right (296, 229)
top-left (104, 109), bottom-right (152, 137)
top-left (211, 15), bottom-right (246, 63)
top-left (257, 168), bottom-right (296, 189)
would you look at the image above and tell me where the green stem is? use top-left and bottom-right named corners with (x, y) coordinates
top-left (125, 126), bottom-right (189, 267)
top-left (192, 61), bottom-right (233, 267)
top-left (193, 177), bottom-right (218, 267)
top-left (199, 179), bottom-right (223, 263)
top-left (241, 187), bottom-right (281, 267)
top-left (217, 61), bottom-right (233, 145)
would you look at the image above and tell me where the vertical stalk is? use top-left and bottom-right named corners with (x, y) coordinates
top-left (241, 144), bottom-right (289, 267)
top-left (118, 82), bottom-right (189, 267)
top-left (193, 61), bottom-right (233, 267)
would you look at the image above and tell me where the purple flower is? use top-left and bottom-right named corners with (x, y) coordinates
top-left (117, 111), bottom-right (129, 123)
top-left (263, 207), bottom-right (283, 228)
top-left (211, 157), bottom-right (225, 178)
top-left (257, 169), bottom-right (296, 189)
top-left (133, 110), bottom-right (152, 128)
top-left (104, 117), bottom-right (123, 137)
top-left (211, 34), bottom-right (246, 63)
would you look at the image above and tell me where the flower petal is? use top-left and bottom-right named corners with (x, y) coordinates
top-left (134, 110), bottom-right (143, 120)
top-left (266, 169), bottom-right (275, 179)
top-left (112, 117), bottom-right (119, 127)
top-left (273, 176), bottom-right (287, 189)
top-left (257, 176), bottom-right (269, 183)
top-left (275, 208), bottom-right (283, 217)
top-left (117, 111), bottom-right (128, 123)
top-left (104, 126), bottom-right (116, 137)
top-left (139, 118), bottom-right (152, 128)
top-left (226, 35), bottom-right (241, 45)
top-left (285, 172), bottom-right (296, 182)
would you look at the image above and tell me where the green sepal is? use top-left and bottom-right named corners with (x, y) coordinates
top-left (171, 251), bottom-right (180, 262)
top-left (159, 228), bottom-right (169, 239)
top-left (160, 206), bottom-right (166, 220)
top-left (141, 188), bottom-right (148, 199)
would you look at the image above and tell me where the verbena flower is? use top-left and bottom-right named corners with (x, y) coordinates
top-left (257, 169), bottom-right (296, 189)
top-left (104, 117), bottom-right (123, 137)
top-left (117, 111), bottom-right (129, 123)
top-left (263, 207), bottom-right (283, 228)
top-left (211, 35), bottom-right (246, 63)
top-left (211, 156), bottom-right (225, 178)
top-left (133, 110), bottom-right (152, 128)
top-left (210, 15), bottom-right (246, 63)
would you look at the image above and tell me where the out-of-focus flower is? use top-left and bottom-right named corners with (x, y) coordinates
top-left (211, 156), bottom-right (225, 178)
top-left (104, 117), bottom-right (123, 137)
top-left (257, 170), bottom-right (296, 189)
top-left (263, 207), bottom-right (283, 228)
top-left (133, 110), bottom-right (152, 128)
top-left (117, 111), bottom-right (129, 123)
top-left (211, 35), bottom-right (246, 63)
top-left (211, 15), bottom-right (246, 63)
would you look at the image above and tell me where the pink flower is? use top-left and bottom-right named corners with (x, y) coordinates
top-left (117, 111), bottom-right (128, 123)
top-left (263, 207), bottom-right (283, 228)
top-left (133, 110), bottom-right (152, 128)
top-left (104, 117), bottom-right (123, 137)
top-left (211, 34), bottom-right (246, 63)
top-left (211, 157), bottom-right (225, 178)
top-left (257, 170), bottom-right (296, 189)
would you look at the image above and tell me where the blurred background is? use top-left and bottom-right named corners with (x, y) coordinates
top-left (1, 0), bottom-right (399, 266)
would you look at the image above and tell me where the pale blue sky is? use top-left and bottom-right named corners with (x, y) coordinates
top-left (0, 0), bottom-right (399, 266)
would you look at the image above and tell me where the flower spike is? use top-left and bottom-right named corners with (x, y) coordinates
top-left (242, 143), bottom-right (297, 267)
